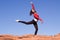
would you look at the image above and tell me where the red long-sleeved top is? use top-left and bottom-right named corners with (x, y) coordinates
top-left (31, 3), bottom-right (43, 21)
top-left (33, 13), bottom-right (43, 21)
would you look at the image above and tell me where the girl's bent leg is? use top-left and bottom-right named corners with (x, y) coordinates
top-left (33, 22), bottom-right (38, 35)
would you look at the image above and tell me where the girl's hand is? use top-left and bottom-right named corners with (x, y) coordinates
top-left (30, 1), bottom-right (33, 4)
top-left (41, 21), bottom-right (44, 24)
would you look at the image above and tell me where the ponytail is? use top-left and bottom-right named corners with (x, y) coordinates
top-left (30, 10), bottom-right (33, 16)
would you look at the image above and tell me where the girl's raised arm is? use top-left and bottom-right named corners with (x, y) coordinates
top-left (30, 2), bottom-right (35, 10)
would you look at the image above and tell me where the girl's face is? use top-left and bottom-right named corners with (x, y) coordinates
top-left (30, 9), bottom-right (36, 16)
top-left (32, 9), bottom-right (35, 13)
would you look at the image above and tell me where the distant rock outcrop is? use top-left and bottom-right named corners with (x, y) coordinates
top-left (0, 33), bottom-right (60, 40)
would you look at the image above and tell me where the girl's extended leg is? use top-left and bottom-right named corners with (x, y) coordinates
top-left (18, 20), bottom-right (34, 25)
top-left (33, 22), bottom-right (38, 35)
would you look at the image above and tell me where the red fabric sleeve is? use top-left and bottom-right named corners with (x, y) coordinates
top-left (39, 17), bottom-right (43, 21)
top-left (31, 3), bottom-right (35, 10)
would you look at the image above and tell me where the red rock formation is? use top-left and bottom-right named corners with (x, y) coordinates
top-left (0, 33), bottom-right (60, 40)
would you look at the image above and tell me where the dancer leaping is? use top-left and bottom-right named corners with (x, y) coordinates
top-left (16, 2), bottom-right (43, 35)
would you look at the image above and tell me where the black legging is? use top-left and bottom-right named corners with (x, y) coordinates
top-left (18, 20), bottom-right (38, 35)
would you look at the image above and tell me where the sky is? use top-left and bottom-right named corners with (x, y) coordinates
top-left (0, 0), bottom-right (60, 36)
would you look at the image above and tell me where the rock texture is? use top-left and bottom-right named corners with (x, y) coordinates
top-left (0, 33), bottom-right (60, 40)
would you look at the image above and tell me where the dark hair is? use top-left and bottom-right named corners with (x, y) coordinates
top-left (30, 9), bottom-right (36, 16)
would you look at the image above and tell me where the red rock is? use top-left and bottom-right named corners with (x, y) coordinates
top-left (0, 33), bottom-right (60, 40)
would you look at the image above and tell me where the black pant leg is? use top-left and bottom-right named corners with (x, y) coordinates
top-left (18, 20), bottom-right (34, 25)
top-left (33, 21), bottom-right (38, 35)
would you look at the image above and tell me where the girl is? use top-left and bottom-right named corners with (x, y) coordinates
top-left (16, 2), bottom-right (43, 35)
